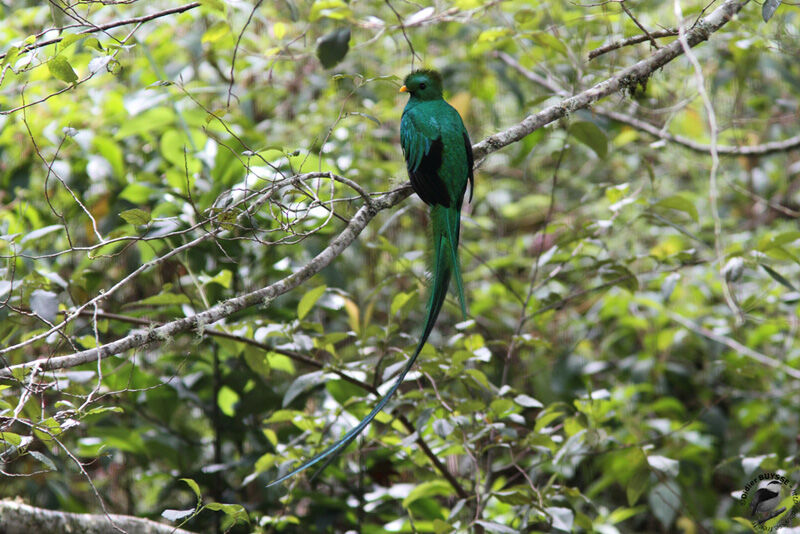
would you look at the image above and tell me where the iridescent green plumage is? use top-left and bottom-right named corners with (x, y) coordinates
top-left (266, 70), bottom-right (473, 487)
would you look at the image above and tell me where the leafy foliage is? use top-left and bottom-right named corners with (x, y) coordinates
top-left (1, 1), bottom-right (799, 533)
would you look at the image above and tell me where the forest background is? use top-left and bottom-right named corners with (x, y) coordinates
top-left (1, 1), bottom-right (799, 533)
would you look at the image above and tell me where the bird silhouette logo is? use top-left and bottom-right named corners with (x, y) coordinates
top-left (739, 473), bottom-right (800, 532)
top-left (750, 480), bottom-right (782, 517)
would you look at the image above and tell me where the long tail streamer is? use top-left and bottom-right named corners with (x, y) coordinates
top-left (266, 205), bottom-right (459, 487)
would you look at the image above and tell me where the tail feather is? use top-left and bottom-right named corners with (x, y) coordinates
top-left (265, 215), bottom-right (457, 488)
top-left (442, 206), bottom-right (467, 319)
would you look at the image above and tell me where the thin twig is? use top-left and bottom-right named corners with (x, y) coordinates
top-left (498, 50), bottom-right (800, 157)
top-left (620, 1), bottom-right (661, 50)
top-left (0, 3), bottom-right (201, 62)
top-left (674, 0), bottom-right (742, 322)
top-left (589, 29), bottom-right (679, 59)
top-left (227, 0), bottom-right (263, 108)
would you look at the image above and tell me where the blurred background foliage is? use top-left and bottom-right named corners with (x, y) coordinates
top-left (1, 0), bottom-right (799, 532)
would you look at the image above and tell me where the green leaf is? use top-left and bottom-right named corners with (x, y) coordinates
top-left (243, 348), bottom-right (270, 377)
top-left (297, 285), bottom-right (326, 319)
top-left (627, 466), bottom-right (649, 506)
top-left (180, 478), bottom-right (202, 501)
top-left (159, 129), bottom-right (205, 167)
top-left (134, 292), bottom-right (190, 306)
top-left (84, 406), bottom-right (124, 416)
top-left (203, 269), bottom-right (233, 289)
top-left (205, 503), bottom-right (249, 524)
top-left (29, 452), bottom-right (57, 472)
top-left (94, 136), bottom-right (124, 178)
top-left (493, 486), bottom-right (534, 505)
top-left (569, 121), bottom-right (608, 159)
top-left (760, 264), bottom-right (797, 291)
top-left (654, 194), bottom-right (699, 222)
top-left (514, 394), bottom-right (543, 408)
top-left (273, 22), bottom-right (287, 40)
top-left (0, 432), bottom-right (22, 446)
top-left (529, 32), bottom-right (566, 56)
top-left (202, 21), bottom-right (230, 43)
top-left (84, 38), bottom-right (104, 52)
top-left (402, 480), bottom-right (454, 508)
top-left (390, 291), bottom-right (414, 316)
top-left (48, 55), bottom-right (78, 83)
top-left (474, 521), bottom-right (517, 534)
top-left (608, 506), bottom-right (646, 524)
top-left (266, 352), bottom-right (296, 374)
top-left (119, 208), bottom-right (151, 226)
top-left (119, 183), bottom-right (155, 204)
top-left (477, 27), bottom-right (514, 43)
top-left (600, 263), bottom-right (639, 292)
top-left (759, 231), bottom-right (800, 250)
top-left (217, 386), bottom-right (240, 417)
top-left (2, 47), bottom-right (19, 68)
top-left (535, 404), bottom-right (568, 432)
top-left (200, 0), bottom-right (226, 13)
top-left (432, 519), bottom-right (454, 534)
top-left (283, 371), bottom-right (324, 407)
top-left (316, 28), bottom-right (350, 68)
top-left (648, 480), bottom-right (680, 528)
top-left (58, 33), bottom-right (84, 51)
top-left (464, 369), bottom-right (491, 390)
top-left (309, 0), bottom-right (351, 21)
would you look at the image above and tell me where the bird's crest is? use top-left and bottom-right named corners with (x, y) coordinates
top-left (403, 69), bottom-right (444, 95)
top-left (408, 68), bottom-right (442, 85)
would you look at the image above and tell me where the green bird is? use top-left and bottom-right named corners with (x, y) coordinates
top-left (266, 69), bottom-right (473, 487)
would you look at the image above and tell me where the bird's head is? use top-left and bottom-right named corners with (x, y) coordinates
top-left (400, 69), bottom-right (443, 101)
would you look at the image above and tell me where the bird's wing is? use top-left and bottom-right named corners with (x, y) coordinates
top-left (462, 129), bottom-right (474, 203)
top-left (401, 109), bottom-right (451, 207)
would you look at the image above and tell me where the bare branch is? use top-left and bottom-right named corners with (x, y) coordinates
top-left (0, 3), bottom-right (201, 62)
top-left (667, 311), bottom-right (800, 380)
top-left (473, 0), bottom-right (750, 160)
top-left (588, 29), bottom-right (679, 60)
top-left (0, 187), bottom-right (411, 378)
top-left (498, 51), bottom-right (800, 156)
top-left (0, 500), bottom-right (195, 534)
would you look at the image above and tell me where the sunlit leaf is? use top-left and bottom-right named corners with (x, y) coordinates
top-left (297, 285), bottom-right (327, 319)
top-left (119, 208), bottom-right (151, 225)
top-left (48, 55), bottom-right (78, 83)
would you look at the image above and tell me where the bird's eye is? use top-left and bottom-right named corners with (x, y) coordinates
top-left (420, 83), bottom-right (427, 89)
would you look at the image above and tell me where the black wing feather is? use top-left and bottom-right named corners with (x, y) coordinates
top-left (407, 138), bottom-right (450, 207)
top-left (463, 131), bottom-right (474, 203)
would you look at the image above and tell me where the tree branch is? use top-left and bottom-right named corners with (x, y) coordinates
top-left (40, 308), bottom-right (470, 498)
top-left (0, 187), bottom-right (411, 378)
top-left (667, 311), bottom-right (800, 380)
top-left (473, 0), bottom-right (749, 160)
top-left (0, 500), bottom-right (195, 534)
top-left (0, 3), bottom-right (201, 62)
top-left (1, 0), bottom-right (750, 378)
top-left (588, 28), bottom-right (679, 60)
top-left (210, 330), bottom-right (469, 499)
top-left (499, 49), bottom-right (800, 156)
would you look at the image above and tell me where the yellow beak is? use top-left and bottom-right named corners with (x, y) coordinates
top-left (399, 85), bottom-right (408, 93)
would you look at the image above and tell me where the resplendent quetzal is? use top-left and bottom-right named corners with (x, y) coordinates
top-left (267, 69), bottom-right (473, 487)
